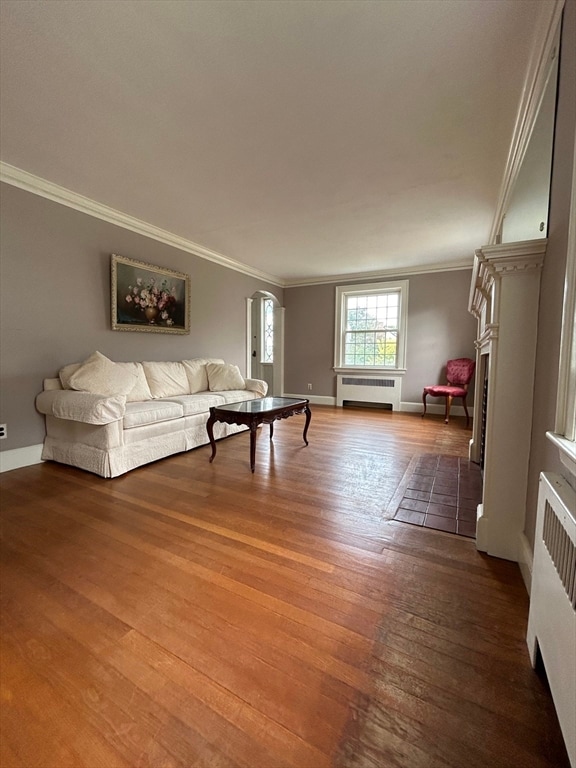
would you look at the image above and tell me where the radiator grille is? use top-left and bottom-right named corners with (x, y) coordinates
top-left (527, 473), bottom-right (576, 766)
top-left (543, 500), bottom-right (576, 610)
top-left (341, 377), bottom-right (395, 387)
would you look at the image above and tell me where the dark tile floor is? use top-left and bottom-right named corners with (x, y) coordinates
top-left (392, 454), bottom-right (482, 538)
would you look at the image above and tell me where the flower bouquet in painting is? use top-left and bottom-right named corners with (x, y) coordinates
top-left (125, 276), bottom-right (178, 326)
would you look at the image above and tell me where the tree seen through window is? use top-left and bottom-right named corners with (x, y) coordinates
top-left (344, 292), bottom-right (399, 367)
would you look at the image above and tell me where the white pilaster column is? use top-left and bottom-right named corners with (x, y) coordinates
top-left (468, 239), bottom-right (547, 561)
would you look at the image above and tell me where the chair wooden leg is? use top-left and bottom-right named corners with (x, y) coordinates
top-left (422, 391), bottom-right (427, 418)
top-left (445, 395), bottom-right (453, 424)
top-left (462, 396), bottom-right (470, 428)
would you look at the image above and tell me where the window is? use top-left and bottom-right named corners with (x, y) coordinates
top-left (262, 297), bottom-right (274, 363)
top-left (334, 281), bottom-right (408, 371)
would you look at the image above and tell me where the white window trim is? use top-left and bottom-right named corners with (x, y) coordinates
top-left (547, 133), bottom-right (576, 478)
top-left (334, 280), bottom-right (409, 372)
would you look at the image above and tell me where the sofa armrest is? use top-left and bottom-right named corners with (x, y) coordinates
top-left (244, 378), bottom-right (268, 397)
top-left (36, 390), bottom-right (126, 425)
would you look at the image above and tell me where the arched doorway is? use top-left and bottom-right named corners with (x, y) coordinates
top-left (246, 291), bottom-right (284, 397)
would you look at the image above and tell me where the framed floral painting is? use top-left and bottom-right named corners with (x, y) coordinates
top-left (111, 254), bottom-right (190, 334)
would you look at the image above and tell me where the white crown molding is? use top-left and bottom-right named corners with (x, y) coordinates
top-left (283, 259), bottom-right (473, 288)
top-left (0, 162), bottom-right (284, 288)
top-left (0, 161), bottom-right (474, 288)
top-left (0, 162), bottom-right (472, 288)
top-left (489, 0), bottom-right (564, 244)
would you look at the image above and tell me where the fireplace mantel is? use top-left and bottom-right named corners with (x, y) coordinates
top-left (468, 239), bottom-right (547, 562)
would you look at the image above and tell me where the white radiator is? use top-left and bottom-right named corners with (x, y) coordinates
top-left (336, 373), bottom-right (402, 410)
top-left (527, 472), bottom-right (576, 767)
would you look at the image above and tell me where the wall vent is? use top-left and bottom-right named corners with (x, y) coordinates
top-left (342, 377), bottom-right (396, 388)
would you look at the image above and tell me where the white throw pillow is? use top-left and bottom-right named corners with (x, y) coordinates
top-left (68, 351), bottom-right (137, 396)
top-left (206, 363), bottom-right (246, 392)
top-left (59, 362), bottom-right (82, 389)
top-left (182, 358), bottom-right (225, 393)
top-left (142, 361), bottom-right (189, 398)
top-left (115, 362), bottom-right (153, 402)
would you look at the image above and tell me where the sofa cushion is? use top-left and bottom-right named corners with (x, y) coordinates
top-left (115, 362), bottom-right (153, 402)
top-left (206, 363), bottom-right (246, 392)
top-left (123, 400), bottom-right (184, 429)
top-left (36, 390), bottom-right (126, 425)
top-left (220, 390), bottom-right (259, 405)
top-left (68, 351), bottom-right (137, 396)
top-left (160, 393), bottom-right (226, 416)
top-left (182, 358), bottom-right (224, 394)
top-left (142, 361), bottom-right (189, 398)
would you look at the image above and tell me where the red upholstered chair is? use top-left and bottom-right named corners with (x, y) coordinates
top-left (422, 358), bottom-right (476, 426)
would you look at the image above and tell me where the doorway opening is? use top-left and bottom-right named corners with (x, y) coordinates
top-left (246, 291), bottom-right (284, 397)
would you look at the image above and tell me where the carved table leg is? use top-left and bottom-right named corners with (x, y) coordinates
top-left (207, 410), bottom-right (217, 463)
top-left (270, 421), bottom-right (274, 440)
top-left (303, 406), bottom-right (311, 446)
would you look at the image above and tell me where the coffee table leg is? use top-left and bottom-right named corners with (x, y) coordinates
top-left (269, 422), bottom-right (274, 440)
top-left (303, 406), bottom-right (311, 446)
top-left (207, 411), bottom-right (217, 463)
top-left (250, 422), bottom-right (258, 472)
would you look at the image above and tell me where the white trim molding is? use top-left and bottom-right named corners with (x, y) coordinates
top-left (549, 132), bottom-right (576, 477)
top-left (489, 0), bottom-right (564, 244)
top-left (1, 161), bottom-right (475, 290)
top-left (518, 532), bottom-right (534, 596)
top-left (469, 239), bottom-right (547, 562)
top-left (334, 280), bottom-right (409, 372)
top-left (284, 394), bottom-right (336, 406)
top-left (285, 260), bottom-right (473, 288)
top-left (400, 402), bottom-right (468, 417)
top-left (0, 444), bottom-right (44, 473)
top-left (547, 431), bottom-right (576, 479)
top-left (0, 162), bottom-right (284, 288)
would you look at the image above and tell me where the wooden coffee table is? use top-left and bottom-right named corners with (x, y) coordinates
top-left (206, 396), bottom-right (311, 472)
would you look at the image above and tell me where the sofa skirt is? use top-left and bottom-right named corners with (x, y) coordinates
top-left (41, 418), bottom-right (247, 478)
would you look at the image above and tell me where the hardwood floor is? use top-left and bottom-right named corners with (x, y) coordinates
top-left (0, 406), bottom-right (569, 767)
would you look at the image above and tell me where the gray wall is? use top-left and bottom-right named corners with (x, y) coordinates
top-left (525, 0), bottom-right (576, 547)
top-left (0, 184), bottom-right (282, 451)
top-left (283, 269), bottom-right (477, 402)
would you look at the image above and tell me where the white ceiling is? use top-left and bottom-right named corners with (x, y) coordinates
top-left (0, 0), bottom-right (547, 285)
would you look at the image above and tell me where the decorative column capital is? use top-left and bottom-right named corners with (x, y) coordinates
top-left (469, 239), bottom-right (547, 318)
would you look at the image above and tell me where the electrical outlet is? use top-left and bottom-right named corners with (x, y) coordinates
top-left (307, 383), bottom-right (312, 391)
top-left (0, 424), bottom-right (6, 439)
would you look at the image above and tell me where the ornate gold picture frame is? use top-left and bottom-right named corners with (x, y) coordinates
top-left (111, 254), bottom-right (190, 334)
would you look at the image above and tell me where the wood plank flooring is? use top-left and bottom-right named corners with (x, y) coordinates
top-left (0, 406), bottom-right (570, 767)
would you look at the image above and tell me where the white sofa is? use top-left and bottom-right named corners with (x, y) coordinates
top-left (35, 352), bottom-right (267, 478)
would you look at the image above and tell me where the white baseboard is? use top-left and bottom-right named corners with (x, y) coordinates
top-left (284, 396), bottom-right (470, 414)
top-left (518, 532), bottom-right (533, 596)
top-left (475, 503), bottom-right (489, 552)
top-left (284, 393), bottom-right (336, 406)
top-left (0, 444), bottom-right (44, 473)
top-left (401, 401), bottom-right (468, 416)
